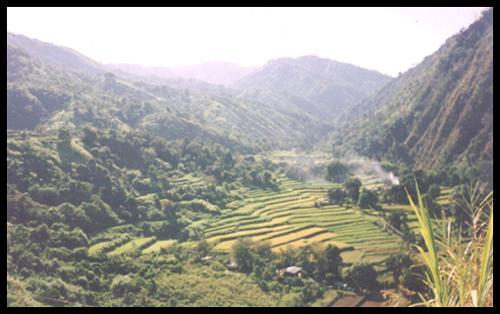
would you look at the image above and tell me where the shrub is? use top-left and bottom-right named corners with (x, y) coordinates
top-left (110, 275), bottom-right (141, 298)
top-left (346, 264), bottom-right (378, 292)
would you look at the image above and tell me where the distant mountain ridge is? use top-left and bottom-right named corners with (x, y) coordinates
top-left (233, 55), bottom-right (392, 120)
top-left (7, 32), bottom-right (392, 124)
top-left (7, 32), bottom-right (257, 86)
top-left (6, 33), bottom-right (333, 150)
top-left (107, 62), bottom-right (259, 86)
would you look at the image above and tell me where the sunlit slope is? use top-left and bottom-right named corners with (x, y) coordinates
top-left (331, 9), bottom-right (493, 173)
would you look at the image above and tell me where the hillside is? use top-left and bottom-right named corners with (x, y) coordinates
top-left (7, 32), bottom-right (106, 75)
top-left (7, 34), bottom-right (334, 150)
top-left (234, 55), bottom-right (392, 120)
top-left (329, 9), bottom-right (493, 180)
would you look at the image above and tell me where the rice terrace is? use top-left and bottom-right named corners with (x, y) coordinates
top-left (79, 149), bottom-right (456, 306)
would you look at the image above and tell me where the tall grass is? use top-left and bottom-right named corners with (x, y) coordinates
top-left (406, 182), bottom-right (493, 307)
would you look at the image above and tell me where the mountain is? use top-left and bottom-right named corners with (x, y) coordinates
top-left (106, 63), bottom-right (178, 80)
top-left (7, 33), bottom-right (332, 150)
top-left (233, 55), bottom-right (392, 120)
top-left (7, 32), bottom-right (106, 75)
top-left (171, 62), bottom-right (258, 85)
top-left (330, 9), bottom-right (492, 177)
top-left (107, 62), bottom-right (258, 86)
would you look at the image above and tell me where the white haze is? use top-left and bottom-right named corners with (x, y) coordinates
top-left (343, 154), bottom-right (400, 187)
top-left (7, 7), bottom-right (488, 76)
top-left (371, 161), bottom-right (400, 186)
top-left (275, 151), bottom-right (400, 187)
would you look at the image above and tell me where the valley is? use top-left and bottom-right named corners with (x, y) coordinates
top-left (7, 7), bottom-right (493, 308)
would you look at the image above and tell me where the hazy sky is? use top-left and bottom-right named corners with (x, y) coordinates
top-left (7, 7), bottom-right (488, 76)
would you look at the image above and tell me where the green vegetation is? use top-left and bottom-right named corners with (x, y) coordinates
top-left (346, 264), bottom-right (378, 293)
top-left (6, 8), bottom-right (493, 307)
top-left (142, 240), bottom-right (177, 254)
top-left (328, 9), bottom-right (492, 189)
top-left (407, 183), bottom-right (493, 307)
top-left (107, 237), bottom-right (156, 257)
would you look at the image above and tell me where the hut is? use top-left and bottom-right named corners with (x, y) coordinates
top-left (226, 261), bottom-right (238, 270)
top-left (279, 266), bottom-right (303, 278)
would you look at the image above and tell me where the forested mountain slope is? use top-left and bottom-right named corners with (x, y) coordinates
top-left (330, 9), bottom-right (492, 179)
top-left (234, 55), bottom-right (392, 120)
top-left (7, 34), bottom-right (333, 150)
top-left (7, 32), bottom-right (106, 75)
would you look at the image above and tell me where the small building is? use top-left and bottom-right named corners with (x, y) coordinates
top-left (279, 266), bottom-right (303, 278)
top-left (226, 261), bottom-right (238, 270)
top-left (201, 256), bottom-right (213, 263)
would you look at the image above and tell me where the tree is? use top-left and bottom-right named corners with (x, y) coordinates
top-left (82, 126), bottom-right (98, 147)
top-left (388, 212), bottom-right (403, 231)
top-left (196, 239), bottom-right (211, 257)
top-left (382, 185), bottom-right (405, 203)
top-left (428, 184), bottom-right (441, 200)
top-left (328, 188), bottom-right (347, 205)
top-left (223, 151), bottom-right (235, 168)
top-left (400, 219), bottom-right (417, 243)
top-left (344, 178), bottom-right (362, 203)
top-left (300, 280), bottom-right (324, 303)
top-left (346, 264), bottom-right (378, 292)
top-left (57, 203), bottom-right (90, 229)
top-left (254, 242), bottom-right (273, 262)
top-left (401, 265), bottom-right (427, 293)
top-left (110, 275), bottom-right (140, 297)
top-left (103, 72), bottom-right (116, 90)
top-left (263, 171), bottom-right (273, 186)
top-left (357, 189), bottom-right (378, 209)
top-left (28, 185), bottom-right (59, 206)
top-left (326, 161), bottom-right (349, 183)
top-left (57, 128), bottom-right (73, 169)
top-left (385, 254), bottom-right (411, 291)
top-left (324, 245), bottom-right (343, 280)
top-left (296, 245), bottom-right (317, 276)
top-left (232, 239), bottom-right (254, 273)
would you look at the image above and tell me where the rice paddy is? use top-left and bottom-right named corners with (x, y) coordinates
top-left (202, 174), bottom-right (407, 265)
top-left (107, 237), bottom-right (156, 257)
top-left (142, 239), bottom-right (177, 254)
top-left (93, 175), bottom-right (454, 266)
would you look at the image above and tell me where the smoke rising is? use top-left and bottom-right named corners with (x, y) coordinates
top-left (341, 152), bottom-right (400, 187)
top-left (276, 151), bottom-right (400, 187)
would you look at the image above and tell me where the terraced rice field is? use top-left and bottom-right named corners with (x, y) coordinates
top-left (107, 237), bottom-right (156, 257)
top-left (142, 239), bottom-right (177, 254)
top-left (203, 175), bottom-right (404, 265)
top-left (436, 186), bottom-right (453, 206)
top-left (88, 234), bottom-right (132, 256)
top-left (358, 175), bottom-right (387, 191)
top-left (169, 174), bottom-right (211, 189)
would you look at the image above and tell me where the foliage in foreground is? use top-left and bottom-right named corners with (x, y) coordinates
top-left (407, 182), bottom-right (493, 307)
